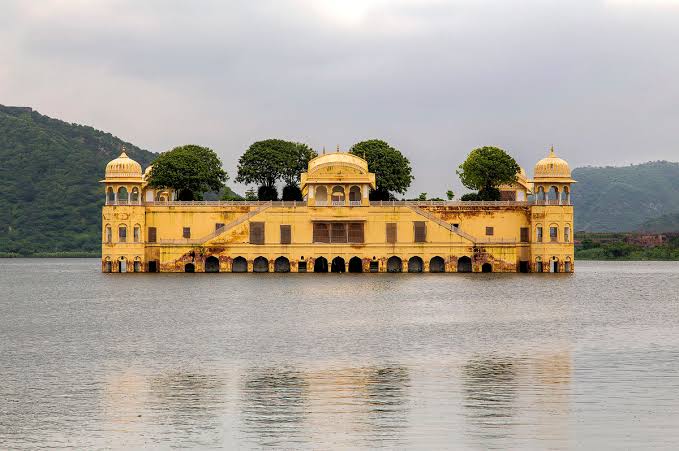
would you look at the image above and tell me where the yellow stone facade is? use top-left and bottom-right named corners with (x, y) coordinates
top-left (101, 149), bottom-right (575, 274)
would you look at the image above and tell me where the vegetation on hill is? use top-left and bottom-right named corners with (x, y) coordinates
top-left (639, 213), bottom-right (679, 233)
top-left (0, 105), bottom-right (157, 256)
top-left (576, 233), bottom-right (679, 260)
top-left (572, 161), bottom-right (679, 232)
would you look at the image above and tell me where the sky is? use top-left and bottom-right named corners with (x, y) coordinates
top-left (1, 0), bottom-right (678, 196)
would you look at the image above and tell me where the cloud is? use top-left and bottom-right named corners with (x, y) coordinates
top-left (1, 0), bottom-right (678, 196)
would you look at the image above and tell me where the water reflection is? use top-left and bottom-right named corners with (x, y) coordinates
top-left (102, 368), bottom-right (227, 448)
top-left (462, 352), bottom-right (572, 448)
top-left (240, 365), bottom-right (410, 447)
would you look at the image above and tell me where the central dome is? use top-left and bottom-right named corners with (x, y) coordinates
top-left (534, 148), bottom-right (571, 179)
top-left (307, 152), bottom-right (369, 174)
top-left (105, 151), bottom-right (142, 179)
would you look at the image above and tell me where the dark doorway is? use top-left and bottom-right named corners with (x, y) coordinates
top-left (387, 256), bottom-right (402, 273)
top-left (253, 256), bottom-right (269, 273)
top-left (519, 261), bottom-right (529, 273)
top-left (429, 256), bottom-right (445, 273)
top-left (133, 260), bottom-right (141, 272)
top-left (184, 263), bottom-right (195, 273)
top-left (232, 256), bottom-right (247, 273)
top-left (275, 257), bottom-right (290, 273)
top-left (148, 260), bottom-right (157, 273)
top-left (370, 260), bottom-right (379, 273)
top-left (314, 257), bottom-right (328, 273)
top-left (298, 260), bottom-right (307, 272)
top-left (551, 258), bottom-right (559, 273)
top-left (457, 256), bottom-right (472, 273)
top-left (118, 259), bottom-right (126, 273)
top-left (205, 256), bottom-right (220, 273)
top-left (482, 263), bottom-right (492, 273)
top-left (408, 256), bottom-right (423, 273)
top-left (331, 256), bottom-right (345, 273)
top-left (105, 260), bottom-right (112, 273)
top-left (348, 257), bottom-right (363, 273)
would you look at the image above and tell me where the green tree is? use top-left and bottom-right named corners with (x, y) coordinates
top-left (446, 190), bottom-right (455, 200)
top-left (350, 139), bottom-right (414, 200)
top-left (456, 146), bottom-right (519, 201)
top-left (236, 139), bottom-right (316, 201)
top-left (418, 192), bottom-right (428, 201)
top-left (147, 145), bottom-right (228, 201)
top-left (244, 188), bottom-right (258, 201)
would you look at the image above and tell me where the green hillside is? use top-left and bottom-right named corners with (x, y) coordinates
top-left (639, 213), bottom-right (679, 233)
top-left (572, 161), bottom-right (679, 232)
top-left (0, 105), bottom-right (158, 256)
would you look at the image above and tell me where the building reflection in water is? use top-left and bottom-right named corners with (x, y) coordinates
top-left (462, 352), bottom-right (572, 448)
top-left (102, 369), bottom-right (227, 448)
top-left (240, 365), bottom-right (410, 448)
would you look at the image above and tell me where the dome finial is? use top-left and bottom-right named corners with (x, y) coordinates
top-left (549, 145), bottom-right (555, 157)
top-left (336, 144), bottom-right (340, 153)
top-left (120, 144), bottom-right (128, 158)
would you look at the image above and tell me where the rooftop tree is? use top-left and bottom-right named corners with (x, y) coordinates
top-left (457, 146), bottom-right (520, 201)
top-left (147, 144), bottom-right (228, 201)
top-left (349, 139), bottom-right (414, 200)
top-left (236, 139), bottom-right (316, 201)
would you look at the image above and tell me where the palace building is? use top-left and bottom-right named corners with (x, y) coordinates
top-left (101, 148), bottom-right (575, 273)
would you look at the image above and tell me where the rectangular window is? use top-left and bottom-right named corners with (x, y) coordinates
top-left (133, 227), bottom-right (140, 243)
top-left (386, 223), bottom-right (397, 243)
top-left (348, 223), bottom-right (364, 243)
top-left (537, 226), bottom-right (543, 242)
top-left (250, 222), bottom-right (264, 244)
top-left (486, 226), bottom-right (494, 236)
top-left (313, 223), bottom-right (330, 243)
top-left (119, 226), bottom-right (127, 243)
top-left (331, 222), bottom-right (347, 243)
top-left (280, 225), bottom-right (291, 244)
top-left (564, 227), bottom-right (570, 243)
top-left (520, 227), bottom-right (529, 243)
top-left (106, 227), bottom-right (112, 243)
top-left (216, 223), bottom-right (225, 231)
top-left (183, 227), bottom-right (191, 239)
top-left (414, 221), bottom-right (426, 242)
top-left (550, 226), bottom-right (558, 242)
top-left (148, 227), bottom-right (157, 243)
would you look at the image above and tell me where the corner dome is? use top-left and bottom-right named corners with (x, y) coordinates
top-left (307, 151), bottom-right (369, 174)
top-left (534, 147), bottom-right (571, 179)
top-left (105, 151), bottom-right (142, 179)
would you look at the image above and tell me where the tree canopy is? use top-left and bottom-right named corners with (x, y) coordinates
top-left (349, 139), bottom-right (413, 200)
top-left (236, 139), bottom-right (316, 200)
top-left (457, 146), bottom-right (519, 201)
top-left (147, 145), bottom-right (228, 201)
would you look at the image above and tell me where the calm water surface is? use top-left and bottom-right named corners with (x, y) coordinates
top-left (1, 259), bottom-right (679, 449)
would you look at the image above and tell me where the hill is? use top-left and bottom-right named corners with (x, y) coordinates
top-left (0, 105), bottom-right (159, 255)
top-left (572, 161), bottom-right (679, 232)
top-left (639, 213), bottom-right (679, 233)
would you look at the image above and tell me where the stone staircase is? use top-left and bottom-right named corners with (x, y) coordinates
top-left (407, 205), bottom-right (478, 244)
top-left (160, 202), bottom-right (272, 245)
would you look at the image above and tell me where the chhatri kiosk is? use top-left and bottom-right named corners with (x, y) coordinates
top-left (101, 149), bottom-right (575, 273)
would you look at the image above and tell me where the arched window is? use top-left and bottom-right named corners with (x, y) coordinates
top-left (316, 186), bottom-right (328, 204)
top-left (561, 186), bottom-right (570, 204)
top-left (105, 225), bottom-right (112, 243)
top-left (537, 186), bottom-right (546, 201)
top-left (130, 187), bottom-right (139, 203)
top-left (331, 186), bottom-right (345, 205)
top-left (565, 257), bottom-right (572, 273)
top-left (106, 187), bottom-right (115, 203)
top-left (133, 257), bottom-right (142, 272)
top-left (564, 224), bottom-right (571, 243)
top-left (133, 225), bottom-right (141, 243)
top-left (118, 225), bottom-right (127, 243)
top-left (536, 256), bottom-right (543, 273)
top-left (536, 224), bottom-right (543, 242)
top-left (549, 224), bottom-right (559, 242)
top-left (548, 186), bottom-right (559, 203)
top-left (118, 187), bottom-right (129, 202)
top-left (104, 257), bottom-right (112, 273)
top-left (349, 186), bottom-right (361, 203)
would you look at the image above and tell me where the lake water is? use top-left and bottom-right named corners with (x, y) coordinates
top-left (1, 259), bottom-right (679, 449)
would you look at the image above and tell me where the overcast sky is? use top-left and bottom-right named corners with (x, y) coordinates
top-left (1, 0), bottom-right (678, 196)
